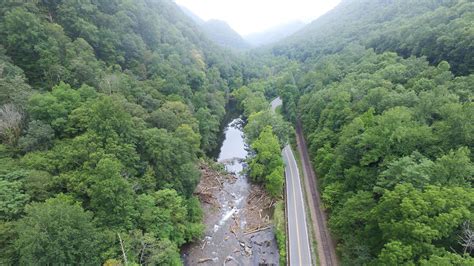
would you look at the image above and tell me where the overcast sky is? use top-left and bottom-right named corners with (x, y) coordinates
top-left (174, 0), bottom-right (341, 36)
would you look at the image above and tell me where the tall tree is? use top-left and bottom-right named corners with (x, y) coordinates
top-left (15, 195), bottom-right (101, 265)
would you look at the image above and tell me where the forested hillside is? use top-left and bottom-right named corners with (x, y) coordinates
top-left (298, 47), bottom-right (473, 264)
top-left (0, 0), bottom-right (248, 264)
top-left (274, 0), bottom-right (473, 75)
top-left (179, 6), bottom-right (250, 50)
top-left (270, 0), bottom-right (473, 264)
top-left (201, 20), bottom-right (250, 50)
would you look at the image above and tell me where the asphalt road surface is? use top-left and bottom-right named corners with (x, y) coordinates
top-left (270, 97), bottom-right (282, 112)
top-left (271, 97), bottom-right (312, 265)
top-left (283, 145), bottom-right (312, 265)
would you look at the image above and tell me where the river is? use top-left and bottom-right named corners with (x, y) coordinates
top-left (182, 117), bottom-right (279, 265)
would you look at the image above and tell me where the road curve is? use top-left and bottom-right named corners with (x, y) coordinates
top-left (270, 97), bottom-right (282, 112)
top-left (283, 145), bottom-right (312, 266)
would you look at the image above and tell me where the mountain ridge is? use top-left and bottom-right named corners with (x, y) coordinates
top-left (245, 21), bottom-right (306, 47)
top-left (202, 19), bottom-right (250, 50)
top-left (178, 5), bottom-right (250, 50)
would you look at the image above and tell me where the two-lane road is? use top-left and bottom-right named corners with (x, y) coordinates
top-left (272, 97), bottom-right (312, 265)
top-left (283, 145), bottom-right (312, 265)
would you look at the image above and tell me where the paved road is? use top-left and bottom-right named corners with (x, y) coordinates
top-left (271, 97), bottom-right (312, 265)
top-left (283, 145), bottom-right (312, 265)
top-left (270, 97), bottom-right (282, 112)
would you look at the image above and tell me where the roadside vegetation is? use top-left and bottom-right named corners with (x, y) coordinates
top-left (232, 83), bottom-right (292, 198)
top-left (273, 201), bottom-right (287, 265)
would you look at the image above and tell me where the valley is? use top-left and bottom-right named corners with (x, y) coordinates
top-left (0, 0), bottom-right (472, 265)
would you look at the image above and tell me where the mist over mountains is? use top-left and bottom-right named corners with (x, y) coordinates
top-left (244, 21), bottom-right (306, 47)
top-left (179, 5), bottom-right (307, 49)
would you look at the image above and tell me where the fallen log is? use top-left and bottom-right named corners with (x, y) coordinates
top-left (198, 258), bottom-right (213, 263)
top-left (244, 225), bottom-right (272, 235)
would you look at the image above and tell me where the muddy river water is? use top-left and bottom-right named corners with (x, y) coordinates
top-left (182, 118), bottom-right (279, 265)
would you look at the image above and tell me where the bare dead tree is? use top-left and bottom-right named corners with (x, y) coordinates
top-left (117, 233), bottom-right (128, 265)
top-left (0, 104), bottom-right (23, 146)
top-left (459, 221), bottom-right (474, 255)
top-left (139, 242), bottom-right (147, 265)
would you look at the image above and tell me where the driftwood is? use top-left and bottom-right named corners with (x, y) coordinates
top-left (244, 184), bottom-right (274, 232)
top-left (194, 163), bottom-right (234, 207)
top-left (215, 176), bottom-right (222, 187)
top-left (198, 258), bottom-right (213, 263)
top-left (224, 256), bottom-right (238, 265)
top-left (268, 199), bottom-right (275, 208)
top-left (196, 191), bottom-right (217, 206)
top-left (244, 226), bottom-right (272, 235)
top-left (230, 225), bottom-right (237, 237)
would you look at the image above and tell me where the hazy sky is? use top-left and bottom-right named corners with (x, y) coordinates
top-left (174, 0), bottom-right (341, 36)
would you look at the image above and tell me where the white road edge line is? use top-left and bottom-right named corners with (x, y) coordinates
top-left (287, 145), bottom-right (312, 264)
top-left (286, 147), bottom-right (303, 263)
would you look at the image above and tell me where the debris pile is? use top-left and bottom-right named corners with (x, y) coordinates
top-left (195, 163), bottom-right (236, 207)
top-left (183, 162), bottom-right (279, 265)
top-left (244, 184), bottom-right (275, 234)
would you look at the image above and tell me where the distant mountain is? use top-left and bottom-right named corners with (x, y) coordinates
top-left (178, 6), bottom-right (250, 50)
top-left (202, 20), bottom-right (250, 50)
top-left (179, 5), bottom-right (205, 25)
top-left (244, 21), bottom-right (306, 47)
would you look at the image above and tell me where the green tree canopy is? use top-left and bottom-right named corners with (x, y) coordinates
top-left (15, 194), bottom-right (101, 265)
top-left (249, 126), bottom-right (284, 197)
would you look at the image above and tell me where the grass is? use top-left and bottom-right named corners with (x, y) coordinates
top-left (274, 200), bottom-right (287, 265)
